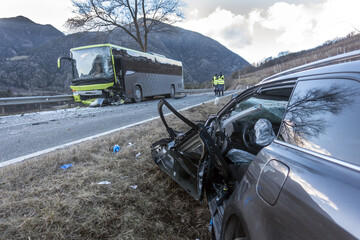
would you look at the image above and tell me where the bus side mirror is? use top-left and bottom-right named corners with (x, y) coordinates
top-left (57, 57), bottom-right (61, 68)
top-left (57, 57), bottom-right (74, 68)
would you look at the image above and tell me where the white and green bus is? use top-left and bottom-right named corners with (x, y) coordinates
top-left (58, 44), bottom-right (184, 104)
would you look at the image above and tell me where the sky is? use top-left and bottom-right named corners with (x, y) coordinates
top-left (1, 0), bottom-right (360, 63)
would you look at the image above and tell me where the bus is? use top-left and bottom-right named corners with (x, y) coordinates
top-left (57, 44), bottom-right (184, 104)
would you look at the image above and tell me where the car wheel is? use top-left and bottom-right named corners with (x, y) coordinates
top-left (170, 85), bottom-right (175, 98)
top-left (133, 86), bottom-right (142, 103)
top-left (223, 215), bottom-right (248, 240)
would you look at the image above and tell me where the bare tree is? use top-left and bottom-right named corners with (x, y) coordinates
top-left (66, 0), bottom-right (184, 52)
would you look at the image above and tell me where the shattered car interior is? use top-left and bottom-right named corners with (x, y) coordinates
top-left (151, 84), bottom-right (293, 235)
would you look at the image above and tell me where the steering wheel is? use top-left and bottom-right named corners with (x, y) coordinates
top-left (209, 118), bottom-right (228, 154)
top-left (242, 123), bottom-right (257, 153)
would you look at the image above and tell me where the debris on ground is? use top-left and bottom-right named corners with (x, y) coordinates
top-left (214, 97), bottom-right (220, 105)
top-left (130, 185), bottom-right (138, 189)
top-left (113, 145), bottom-right (121, 153)
top-left (135, 152), bottom-right (141, 158)
top-left (111, 99), bottom-right (125, 105)
top-left (60, 164), bottom-right (73, 170)
top-left (89, 98), bottom-right (104, 107)
top-left (98, 181), bottom-right (111, 185)
top-left (127, 142), bottom-right (134, 147)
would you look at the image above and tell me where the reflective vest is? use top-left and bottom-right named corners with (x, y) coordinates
top-left (213, 76), bottom-right (218, 85)
top-left (218, 75), bottom-right (225, 85)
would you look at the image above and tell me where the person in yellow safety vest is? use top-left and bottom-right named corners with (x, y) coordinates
top-left (218, 72), bottom-right (225, 96)
top-left (212, 74), bottom-right (219, 96)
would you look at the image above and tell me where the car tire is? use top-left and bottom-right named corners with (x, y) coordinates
top-left (221, 204), bottom-right (249, 240)
top-left (133, 86), bottom-right (142, 103)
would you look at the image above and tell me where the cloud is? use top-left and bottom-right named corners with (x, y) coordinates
top-left (177, 8), bottom-right (252, 50)
top-left (178, 0), bottom-right (360, 63)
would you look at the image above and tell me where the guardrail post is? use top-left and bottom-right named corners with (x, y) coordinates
top-left (39, 103), bottom-right (42, 111)
top-left (1, 106), bottom-right (4, 115)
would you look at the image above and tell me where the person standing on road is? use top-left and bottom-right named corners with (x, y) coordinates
top-left (218, 72), bottom-right (225, 96)
top-left (213, 74), bottom-right (219, 96)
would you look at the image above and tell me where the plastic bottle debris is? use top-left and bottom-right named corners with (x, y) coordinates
top-left (113, 145), bottom-right (121, 153)
top-left (214, 97), bottom-right (219, 105)
top-left (60, 164), bottom-right (73, 170)
top-left (135, 152), bottom-right (141, 158)
top-left (98, 181), bottom-right (111, 185)
top-left (130, 185), bottom-right (138, 189)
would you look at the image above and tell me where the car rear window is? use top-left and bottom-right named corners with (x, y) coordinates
top-left (278, 79), bottom-right (360, 166)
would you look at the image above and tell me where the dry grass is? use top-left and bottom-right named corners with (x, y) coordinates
top-left (0, 97), bottom-right (230, 240)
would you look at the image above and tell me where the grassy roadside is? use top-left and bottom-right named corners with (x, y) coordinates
top-left (0, 96), bottom-right (230, 240)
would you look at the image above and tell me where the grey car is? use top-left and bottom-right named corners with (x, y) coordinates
top-left (151, 50), bottom-right (360, 240)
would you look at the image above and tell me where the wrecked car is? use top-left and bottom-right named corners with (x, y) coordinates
top-left (151, 50), bottom-right (360, 240)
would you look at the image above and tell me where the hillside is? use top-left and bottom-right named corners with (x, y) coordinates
top-left (0, 17), bottom-right (249, 96)
top-left (0, 16), bottom-right (64, 58)
top-left (228, 32), bottom-right (360, 89)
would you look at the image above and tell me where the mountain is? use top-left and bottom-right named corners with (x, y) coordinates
top-left (0, 16), bottom-right (64, 58)
top-left (0, 17), bottom-right (249, 95)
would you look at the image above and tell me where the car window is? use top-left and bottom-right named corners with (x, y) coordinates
top-left (278, 79), bottom-right (360, 166)
top-left (230, 97), bottom-right (288, 126)
top-left (219, 88), bottom-right (293, 156)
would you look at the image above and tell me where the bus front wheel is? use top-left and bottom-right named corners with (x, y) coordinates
top-left (133, 86), bottom-right (142, 103)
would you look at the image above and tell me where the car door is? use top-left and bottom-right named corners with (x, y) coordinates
top-left (151, 98), bottom-right (232, 201)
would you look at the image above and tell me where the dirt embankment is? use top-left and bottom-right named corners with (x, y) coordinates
top-left (0, 97), bottom-right (230, 240)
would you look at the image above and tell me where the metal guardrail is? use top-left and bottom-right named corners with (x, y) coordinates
top-left (0, 89), bottom-right (212, 114)
top-left (184, 88), bottom-right (213, 93)
top-left (0, 89), bottom-right (211, 106)
top-left (0, 95), bottom-right (74, 107)
top-left (0, 95), bottom-right (74, 114)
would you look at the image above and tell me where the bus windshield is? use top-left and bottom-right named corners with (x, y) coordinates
top-left (71, 46), bottom-right (114, 79)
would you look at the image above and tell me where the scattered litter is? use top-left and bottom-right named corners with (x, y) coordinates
top-left (135, 152), bottom-right (141, 158)
top-left (214, 97), bottom-right (219, 105)
top-left (127, 142), bottom-right (134, 147)
top-left (113, 145), bottom-right (121, 153)
top-left (130, 185), bottom-right (138, 189)
top-left (98, 181), bottom-right (111, 185)
top-left (60, 164), bottom-right (72, 170)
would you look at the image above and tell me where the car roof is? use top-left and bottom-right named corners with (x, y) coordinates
top-left (259, 49), bottom-right (360, 84)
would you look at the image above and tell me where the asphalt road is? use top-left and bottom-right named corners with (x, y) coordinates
top-left (0, 91), bottom-right (235, 164)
